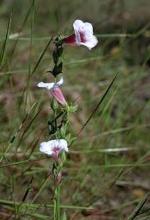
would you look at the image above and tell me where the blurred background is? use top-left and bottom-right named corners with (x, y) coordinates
top-left (0, 0), bottom-right (150, 219)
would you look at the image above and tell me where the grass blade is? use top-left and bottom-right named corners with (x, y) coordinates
top-left (128, 193), bottom-right (150, 220)
top-left (78, 73), bottom-right (118, 134)
top-left (31, 37), bottom-right (53, 76)
top-left (0, 13), bottom-right (12, 68)
top-left (9, 0), bottom-right (36, 64)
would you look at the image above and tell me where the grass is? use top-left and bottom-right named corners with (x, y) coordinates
top-left (0, 0), bottom-right (150, 219)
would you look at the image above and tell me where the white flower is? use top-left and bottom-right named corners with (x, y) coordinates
top-left (37, 77), bottom-right (67, 106)
top-left (40, 139), bottom-right (68, 159)
top-left (37, 77), bottom-right (63, 90)
top-left (64, 19), bottom-right (98, 50)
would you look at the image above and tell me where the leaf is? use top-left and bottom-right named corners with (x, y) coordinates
top-left (53, 49), bottom-right (59, 64)
top-left (128, 193), bottom-right (150, 220)
top-left (0, 13), bottom-right (12, 68)
top-left (31, 37), bottom-right (53, 75)
top-left (62, 212), bottom-right (67, 220)
top-left (52, 62), bottom-right (63, 77)
top-left (78, 73), bottom-right (118, 134)
top-left (57, 46), bottom-right (63, 57)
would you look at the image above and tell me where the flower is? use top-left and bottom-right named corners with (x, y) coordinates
top-left (64, 19), bottom-right (98, 50)
top-left (37, 77), bottom-right (67, 106)
top-left (39, 139), bottom-right (68, 159)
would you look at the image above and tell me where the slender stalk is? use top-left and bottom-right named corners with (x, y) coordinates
top-left (53, 161), bottom-right (62, 220)
top-left (36, 35), bottom-right (75, 220)
top-left (54, 185), bottom-right (61, 220)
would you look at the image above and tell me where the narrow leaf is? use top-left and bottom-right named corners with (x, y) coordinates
top-left (62, 212), bottom-right (67, 220)
top-left (78, 73), bottom-right (118, 134)
top-left (0, 13), bottom-right (12, 68)
top-left (128, 193), bottom-right (150, 220)
top-left (31, 37), bottom-right (53, 75)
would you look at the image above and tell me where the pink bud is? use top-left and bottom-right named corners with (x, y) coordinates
top-left (51, 86), bottom-right (67, 106)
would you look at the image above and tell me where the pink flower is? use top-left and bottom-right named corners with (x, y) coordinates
top-left (39, 139), bottom-right (68, 160)
top-left (64, 19), bottom-right (98, 50)
top-left (37, 77), bottom-right (67, 106)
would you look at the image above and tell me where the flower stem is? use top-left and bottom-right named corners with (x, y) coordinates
top-left (53, 166), bottom-right (61, 220)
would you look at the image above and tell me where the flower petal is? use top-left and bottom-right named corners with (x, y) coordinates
top-left (39, 139), bottom-right (68, 157)
top-left (83, 22), bottom-right (93, 35)
top-left (40, 142), bottom-right (53, 155)
top-left (58, 139), bottom-right (68, 152)
top-left (37, 82), bottom-right (55, 90)
top-left (56, 77), bottom-right (64, 86)
top-left (72, 19), bottom-right (98, 49)
top-left (73, 19), bottom-right (84, 31)
top-left (80, 35), bottom-right (98, 50)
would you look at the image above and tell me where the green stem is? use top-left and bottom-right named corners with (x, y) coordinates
top-left (53, 171), bottom-right (61, 220)
top-left (53, 151), bottom-right (66, 220)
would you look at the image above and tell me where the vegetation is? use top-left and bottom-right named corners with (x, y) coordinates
top-left (0, 0), bottom-right (150, 219)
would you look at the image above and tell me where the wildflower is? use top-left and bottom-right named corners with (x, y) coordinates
top-left (37, 77), bottom-right (67, 106)
top-left (40, 139), bottom-right (68, 160)
top-left (64, 19), bottom-right (98, 50)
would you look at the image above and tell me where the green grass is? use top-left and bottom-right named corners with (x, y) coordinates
top-left (0, 0), bottom-right (150, 219)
